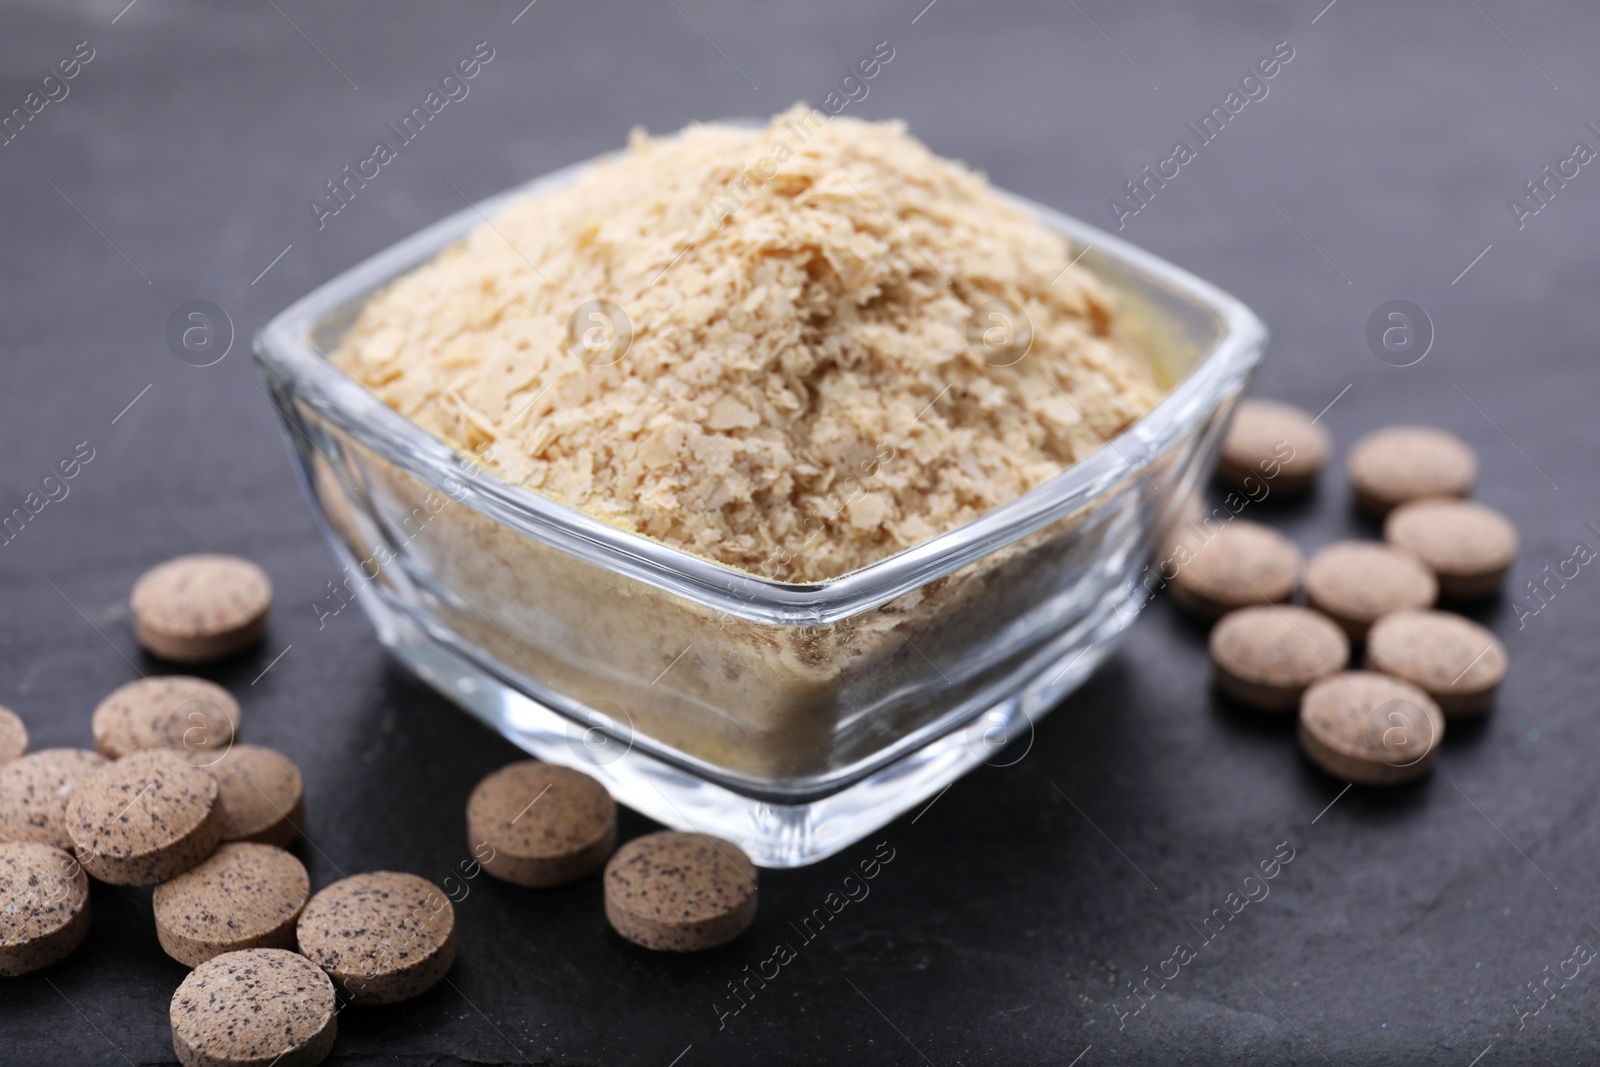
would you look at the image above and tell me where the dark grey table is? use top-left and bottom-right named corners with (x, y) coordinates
top-left (3, 0), bottom-right (1597, 1063)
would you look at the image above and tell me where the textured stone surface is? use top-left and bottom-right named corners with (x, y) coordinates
top-left (2, 0), bottom-right (1597, 1062)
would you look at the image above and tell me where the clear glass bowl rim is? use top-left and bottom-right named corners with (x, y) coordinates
top-left (253, 136), bottom-right (1268, 627)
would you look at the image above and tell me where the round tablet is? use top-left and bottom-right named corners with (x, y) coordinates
top-left (1346, 426), bottom-right (1477, 518)
top-left (170, 948), bottom-right (336, 1067)
top-left (1304, 541), bottom-right (1437, 642)
top-left (66, 749), bottom-right (225, 885)
top-left (1209, 606), bottom-right (1351, 712)
top-left (296, 872), bottom-right (456, 1005)
top-left (0, 748), bottom-right (108, 851)
top-left (187, 745), bottom-right (304, 847)
top-left (0, 841), bottom-right (90, 975)
top-left (468, 762), bottom-right (616, 888)
top-left (131, 554), bottom-right (272, 664)
top-left (1298, 672), bottom-right (1444, 786)
top-left (154, 843), bottom-right (310, 968)
top-left (0, 706), bottom-right (27, 764)
top-left (92, 677), bottom-right (240, 760)
top-left (1217, 399), bottom-right (1332, 496)
top-left (604, 831), bottom-right (758, 952)
top-left (1384, 498), bottom-right (1519, 599)
top-left (1168, 521), bottom-right (1303, 621)
top-left (1367, 610), bottom-right (1508, 716)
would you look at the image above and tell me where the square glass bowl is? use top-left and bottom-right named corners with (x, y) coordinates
top-left (254, 144), bottom-right (1266, 867)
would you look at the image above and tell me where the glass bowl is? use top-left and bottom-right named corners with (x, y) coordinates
top-left (254, 140), bottom-right (1266, 867)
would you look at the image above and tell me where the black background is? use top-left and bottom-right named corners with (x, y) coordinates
top-left (2, 0), bottom-right (1598, 1063)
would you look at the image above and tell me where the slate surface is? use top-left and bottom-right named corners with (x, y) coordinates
top-left (1, 1), bottom-right (1598, 1063)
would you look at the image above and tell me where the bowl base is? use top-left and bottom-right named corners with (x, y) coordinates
top-left (362, 580), bottom-right (1145, 868)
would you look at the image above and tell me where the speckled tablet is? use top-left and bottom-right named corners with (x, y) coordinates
top-left (0, 706), bottom-right (27, 765)
top-left (170, 948), bottom-right (336, 1067)
top-left (1304, 540), bottom-right (1438, 641)
top-left (0, 841), bottom-right (90, 975)
top-left (1298, 672), bottom-right (1445, 786)
top-left (1384, 498), bottom-right (1519, 599)
top-left (1346, 426), bottom-right (1477, 518)
top-left (186, 745), bottom-right (304, 847)
top-left (1216, 399), bottom-right (1332, 496)
top-left (1168, 520), bottom-right (1303, 621)
top-left (468, 761), bottom-right (616, 887)
top-left (296, 871), bottom-right (456, 1005)
top-left (604, 831), bottom-right (758, 951)
top-left (65, 749), bottom-right (225, 885)
top-left (91, 676), bottom-right (240, 760)
top-left (153, 843), bottom-right (310, 967)
top-left (132, 554), bottom-right (272, 664)
top-left (0, 748), bottom-right (108, 851)
top-left (1210, 605), bottom-right (1351, 711)
top-left (1367, 609), bottom-right (1508, 716)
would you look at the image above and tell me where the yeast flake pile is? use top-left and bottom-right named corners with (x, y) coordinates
top-left (334, 107), bottom-right (1162, 582)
